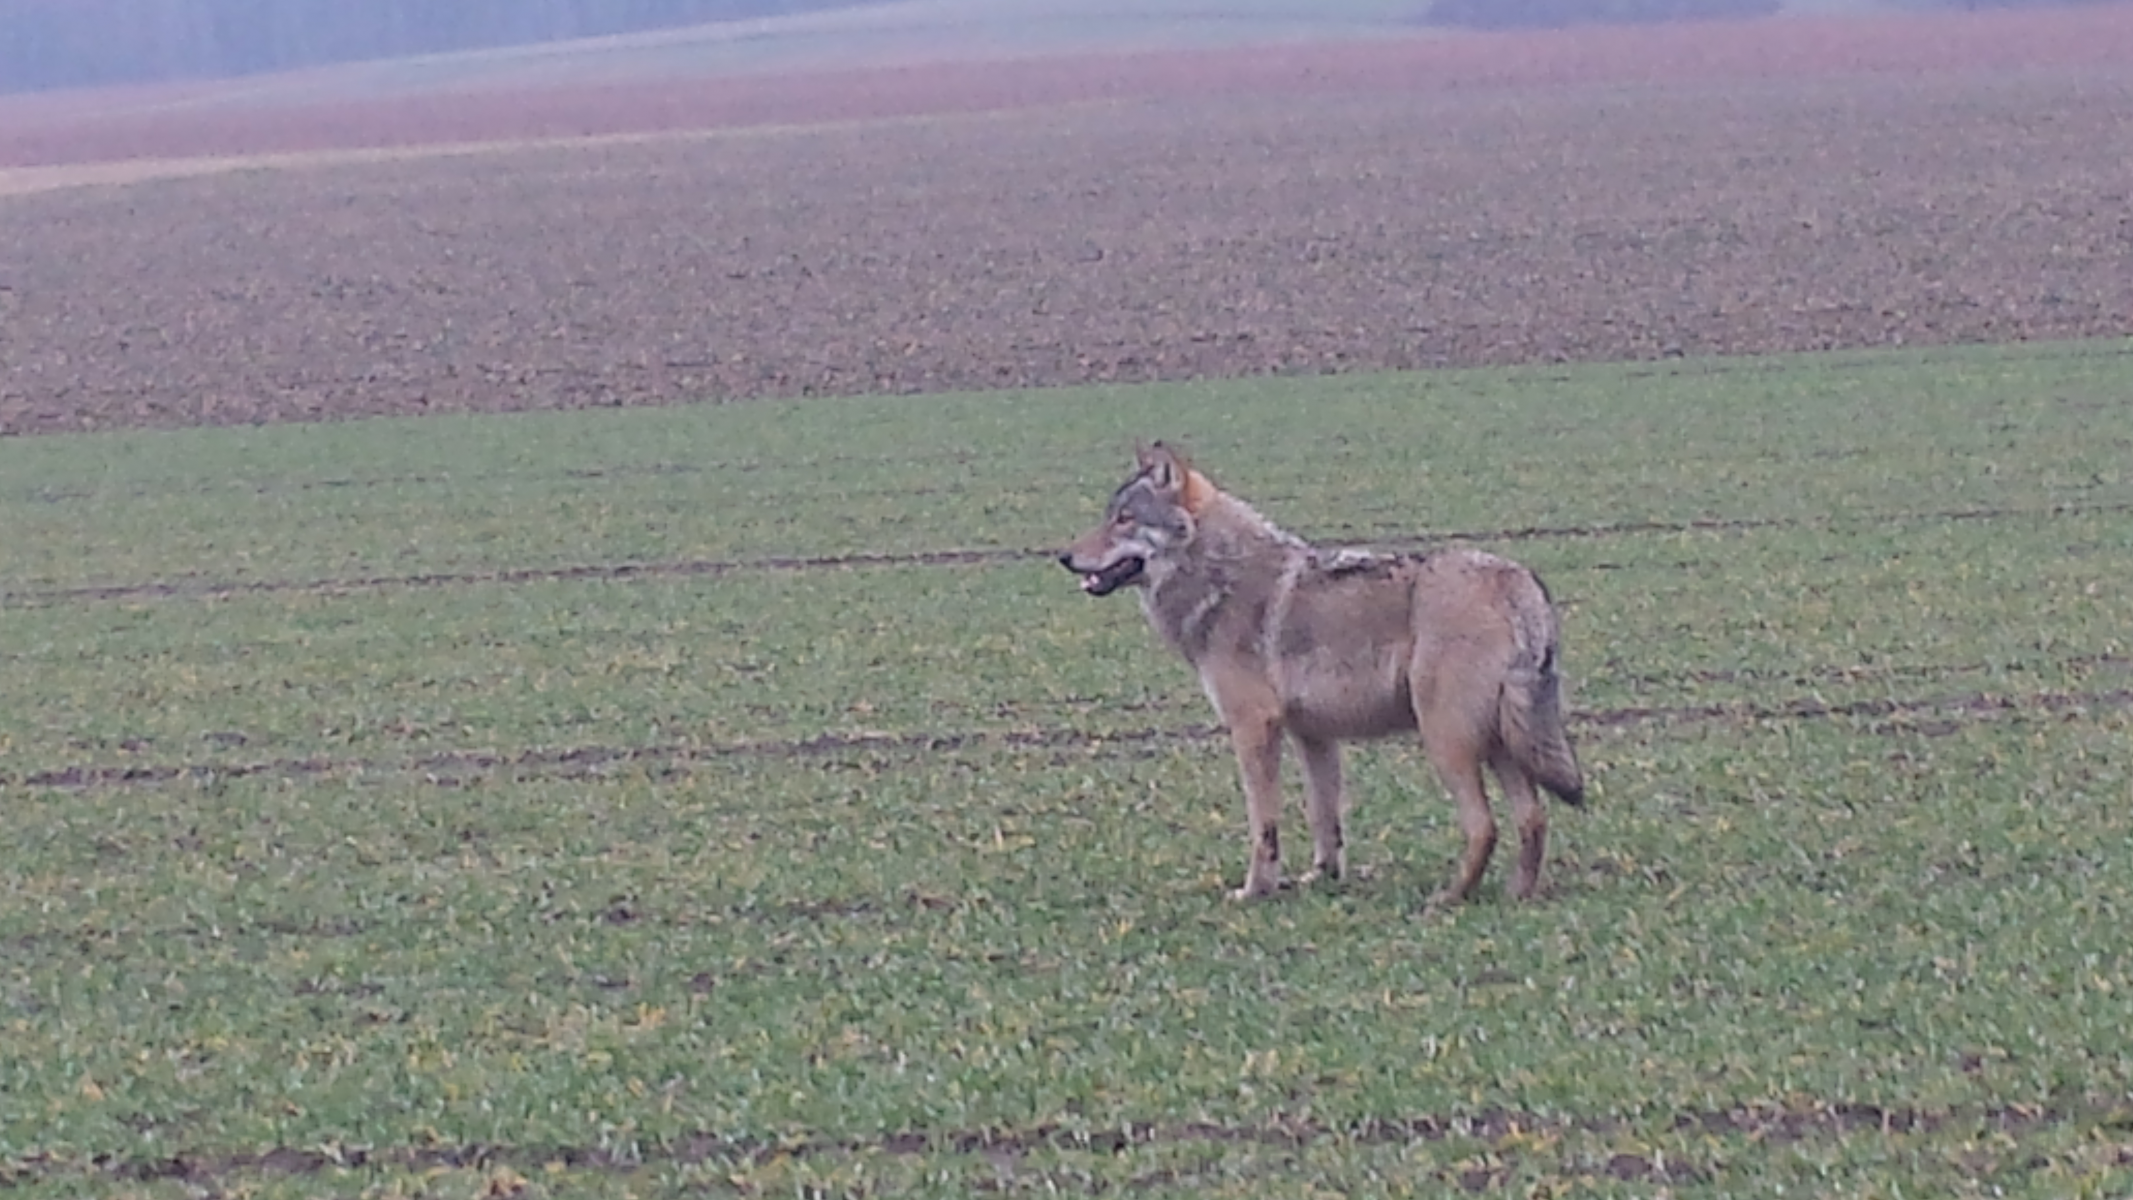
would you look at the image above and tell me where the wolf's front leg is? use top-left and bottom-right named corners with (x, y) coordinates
top-left (1226, 716), bottom-right (1286, 900)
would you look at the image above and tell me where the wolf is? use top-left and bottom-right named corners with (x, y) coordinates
top-left (1059, 443), bottom-right (1585, 905)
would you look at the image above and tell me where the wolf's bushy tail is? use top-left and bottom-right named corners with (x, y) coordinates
top-left (1501, 639), bottom-right (1586, 807)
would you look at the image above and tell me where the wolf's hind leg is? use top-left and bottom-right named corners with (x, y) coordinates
top-left (1295, 735), bottom-right (1346, 884)
top-left (1490, 750), bottom-right (1549, 901)
top-left (1417, 709), bottom-right (1497, 907)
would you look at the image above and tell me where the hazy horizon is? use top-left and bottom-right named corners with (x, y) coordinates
top-left (6, 0), bottom-right (2080, 97)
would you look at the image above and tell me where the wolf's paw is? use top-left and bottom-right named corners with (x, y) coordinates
top-left (1228, 880), bottom-right (1279, 902)
top-left (1299, 861), bottom-right (1370, 887)
top-left (1424, 886), bottom-right (1470, 912)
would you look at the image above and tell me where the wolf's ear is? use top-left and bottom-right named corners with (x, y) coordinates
top-left (1137, 441), bottom-right (1187, 490)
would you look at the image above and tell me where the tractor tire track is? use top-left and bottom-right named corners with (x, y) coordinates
top-left (0, 547), bottom-right (1038, 607)
top-left (9, 446), bottom-right (990, 507)
top-left (3, 498), bottom-right (2126, 609)
top-left (10, 684), bottom-right (2129, 794)
top-left (0, 1099), bottom-right (2098, 1193)
top-left (1594, 650), bottom-right (2132, 692)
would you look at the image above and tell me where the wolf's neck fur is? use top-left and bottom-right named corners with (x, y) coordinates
top-left (1140, 491), bottom-right (1308, 659)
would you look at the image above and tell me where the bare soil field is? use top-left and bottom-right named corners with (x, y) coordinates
top-left (3, 7), bottom-right (2132, 434)
top-left (5, 7), bottom-right (2133, 169)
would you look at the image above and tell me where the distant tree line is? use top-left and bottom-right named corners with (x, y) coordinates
top-left (0, 0), bottom-right (851, 93)
top-left (1425, 0), bottom-right (1775, 26)
top-left (1422, 0), bottom-right (2118, 29)
top-left (7, 0), bottom-right (2123, 93)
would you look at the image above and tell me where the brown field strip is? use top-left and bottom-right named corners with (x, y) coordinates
top-left (5, 11), bottom-right (2133, 436)
top-left (5, 6), bottom-right (2133, 170)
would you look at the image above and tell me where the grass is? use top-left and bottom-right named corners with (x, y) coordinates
top-left (2, 340), bottom-right (2131, 1197)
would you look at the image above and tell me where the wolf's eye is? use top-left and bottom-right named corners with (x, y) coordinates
top-left (1112, 512), bottom-right (1132, 527)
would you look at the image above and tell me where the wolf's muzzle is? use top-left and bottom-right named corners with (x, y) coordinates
top-left (1058, 551), bottom-right (1146, 597)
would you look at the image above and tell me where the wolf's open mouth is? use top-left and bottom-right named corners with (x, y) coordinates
top-left (1080, 556), bottom-right (1146, 596)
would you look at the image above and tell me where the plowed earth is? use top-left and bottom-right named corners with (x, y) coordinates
top-left (2, 7), bottom-right (2132, 436)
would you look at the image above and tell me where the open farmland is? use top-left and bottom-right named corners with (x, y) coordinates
top-left (2, 343), bottom-right (2132, 1197)
top-left (4, 7), bottom-right (2133, 434)
top-left (5, 3), bottom-right (2133, 168)
top-left (3, 7), bottom-right (2133, 1197)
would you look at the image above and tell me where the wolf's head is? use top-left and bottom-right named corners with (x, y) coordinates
top-left (1058, 442), bottom-right (1214, 596)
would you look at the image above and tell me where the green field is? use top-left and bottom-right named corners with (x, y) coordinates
top-left (3, 342), bottom-right (2131, 1197)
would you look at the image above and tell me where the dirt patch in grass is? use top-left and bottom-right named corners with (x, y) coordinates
top-left (3, 9), bottom-right (2133, 435)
